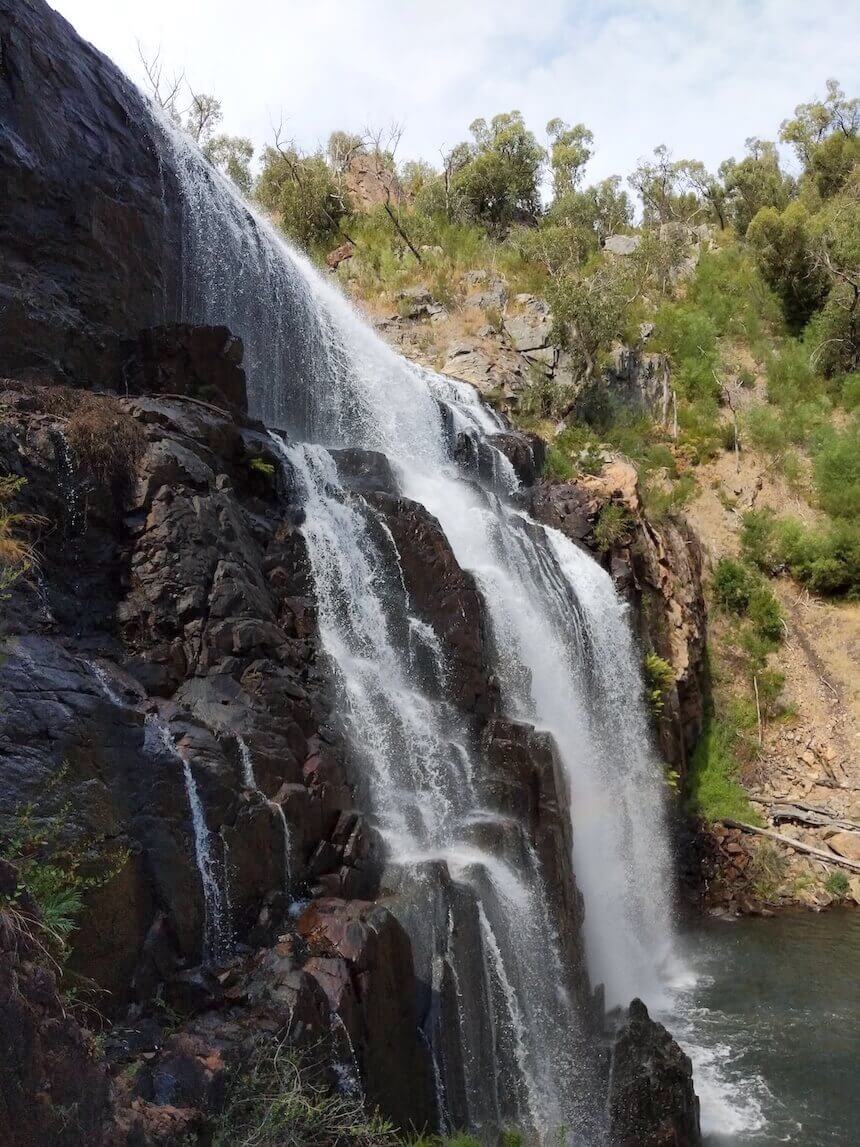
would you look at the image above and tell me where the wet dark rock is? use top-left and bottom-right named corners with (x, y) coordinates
top-left (480, 718), bottom-right (589, 1007)
top-left (119, 325), bottom-right (248, 416)
top-left (367, 491), bottom-right (499, 718)
top-left (0, 0), bottom-right (181, 384)
top-left (297, 898), bottom-right (439, 1133)
top-left (0, 877), bottom-right (113, 1145)
top-left (332, 447), bottom-right (398, 496)
top-left (608, 997), bottom-right (701, 1146)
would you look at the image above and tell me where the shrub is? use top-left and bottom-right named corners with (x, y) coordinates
top-left (0, 475), bottom-right (38, 603)
top-left (840, 372), bottom-right (860, 411)
top-left (213, 1037), bottom-right (399, 1146)
top-left (651, 303), bottom-right (719, 402)
top-left (544, 445), bottom-right (573, 481)
top-left (746, 584), bottom-right (784, 643)
top-left (824, 870), bottom-right (850, 898)
top-left (676, 399), bottom-right (723, 463)
top-left (765, 340), bottom-right (820, 408)
top-left (741, 509), bottom-right (860, 598)
top-left (592, 502), bottom-right (632, 553)
top-left (0, 771), bottom-right (129, 969)
top-left (713, 557), bottom-right (756, 613)
top-left (744, 405), bottom-right (789, 456)
top-left (643, 652), bottom-right (675, 718)
top-left (813, 421), bottom-right (860, 519)
top-left (748, 840), bottom-right (789, 901)
top-left (641, 472), bottom-right (697, 523)
top-left (688, 246), bottom-right (781, 342)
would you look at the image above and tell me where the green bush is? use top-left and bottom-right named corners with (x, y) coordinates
top-left (824, 870), bottom-right (850, 898)
top-left (765, 340), bottom-right (820, 407)
top-left (747, 584), bottom-right (784, 643)
top-left (652, 303), bottom-right (720, 402)
top-left (741, 508), bottom-right (860, 598)
top-left (544, 444), bottom-right (573, 481)
top-left (687, 716), bottom-right (760, 824)
top-left (643, 652), bottom-right (675, 718)
top-left (712, 557), bottom-right (757, 613)
top-left (840, 372), bottom-right (860, 411)
top-left (592, 503), bottom-right (632, 553)
top-left (676, 399), bottom-right (724, 463)
top-left (813, 421), bottom-right (860, 519)
top-left (640, 472), bottom-right (697, 523)
top-left (687, 246), bottom-right (781, 342)
top-left (0, 769), bottom-right (129, 968)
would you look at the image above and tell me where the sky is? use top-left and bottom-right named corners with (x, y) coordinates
top-left (51, 0), bottom-right (860, 184)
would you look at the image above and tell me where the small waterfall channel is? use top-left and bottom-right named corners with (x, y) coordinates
top-left (151, 112), bottom-right (696, 1139)
top-left (84, 660), bottom-right (232, 964)
top-left (236, 734), bottom-right (292, 893)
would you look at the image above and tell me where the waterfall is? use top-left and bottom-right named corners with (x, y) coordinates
top-left (154, 113), bottom-right (685, 1136)
top-left (85, 656), bottom-right (233, 963)
top-left (146, 716), bottom-right (232, 964)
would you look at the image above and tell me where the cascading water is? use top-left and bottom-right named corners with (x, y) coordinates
top-left (146, 717), bottom-right (233, 964)
top-left (154, 111), bottom-right (695, 1138)
top-left (271, 437), bottom-right (586, 1135)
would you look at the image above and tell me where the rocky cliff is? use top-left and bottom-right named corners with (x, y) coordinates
top-left (0, 2), bottom-right (703, 1143)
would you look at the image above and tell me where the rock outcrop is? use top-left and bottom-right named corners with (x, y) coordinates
top-left (608, 998), bottom-right (701, 1146)
top-left (0, 861), bottom-right (113, 1146)
top-left (0, 0), bottom-right (180, 384)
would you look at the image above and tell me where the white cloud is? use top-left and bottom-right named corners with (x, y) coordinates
top-left (51, 0), bottom-right (859, 183)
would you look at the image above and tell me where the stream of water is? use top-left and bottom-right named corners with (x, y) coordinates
top-left (666, 911), bottom-right (859, 1146)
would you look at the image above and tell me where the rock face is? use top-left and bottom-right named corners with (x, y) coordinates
top-left (0, 0), bottom-right (180, 383)
top-left (0, 862), bottom-right (113, 1146)
top-left (608, 998), bottom-right (701, 1146)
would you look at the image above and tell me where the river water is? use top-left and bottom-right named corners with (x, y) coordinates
top-left (663, 910), bottom-right (859, 1146)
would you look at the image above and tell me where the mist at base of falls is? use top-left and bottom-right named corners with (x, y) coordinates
top-left (157, 110), bottom-right (694, 1139)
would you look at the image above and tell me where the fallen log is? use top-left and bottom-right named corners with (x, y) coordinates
top-left (721, 819), bottom-right (860, 873)
top-left (769, 802), bottom-right (859, 832)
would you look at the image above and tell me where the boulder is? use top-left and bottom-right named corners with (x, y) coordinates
top-left (605, 345), bottom-right (673, 425)
top-left (343, 153), bottom-right (404, 212)
top-left (607, 998), bottom-right (701, 1146)
top-left (325, 242), bottom-right (355, 269)
top-left (461, 269), bottom-right (508, 311)
top-left (825, 831), bottom-right (860, 863)
top-left (603, 234), bottom-right (641, 257)
top-left (397, 284), bottom-right (445, 319)
top-left (503, 295), bottom-right (553, 353)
